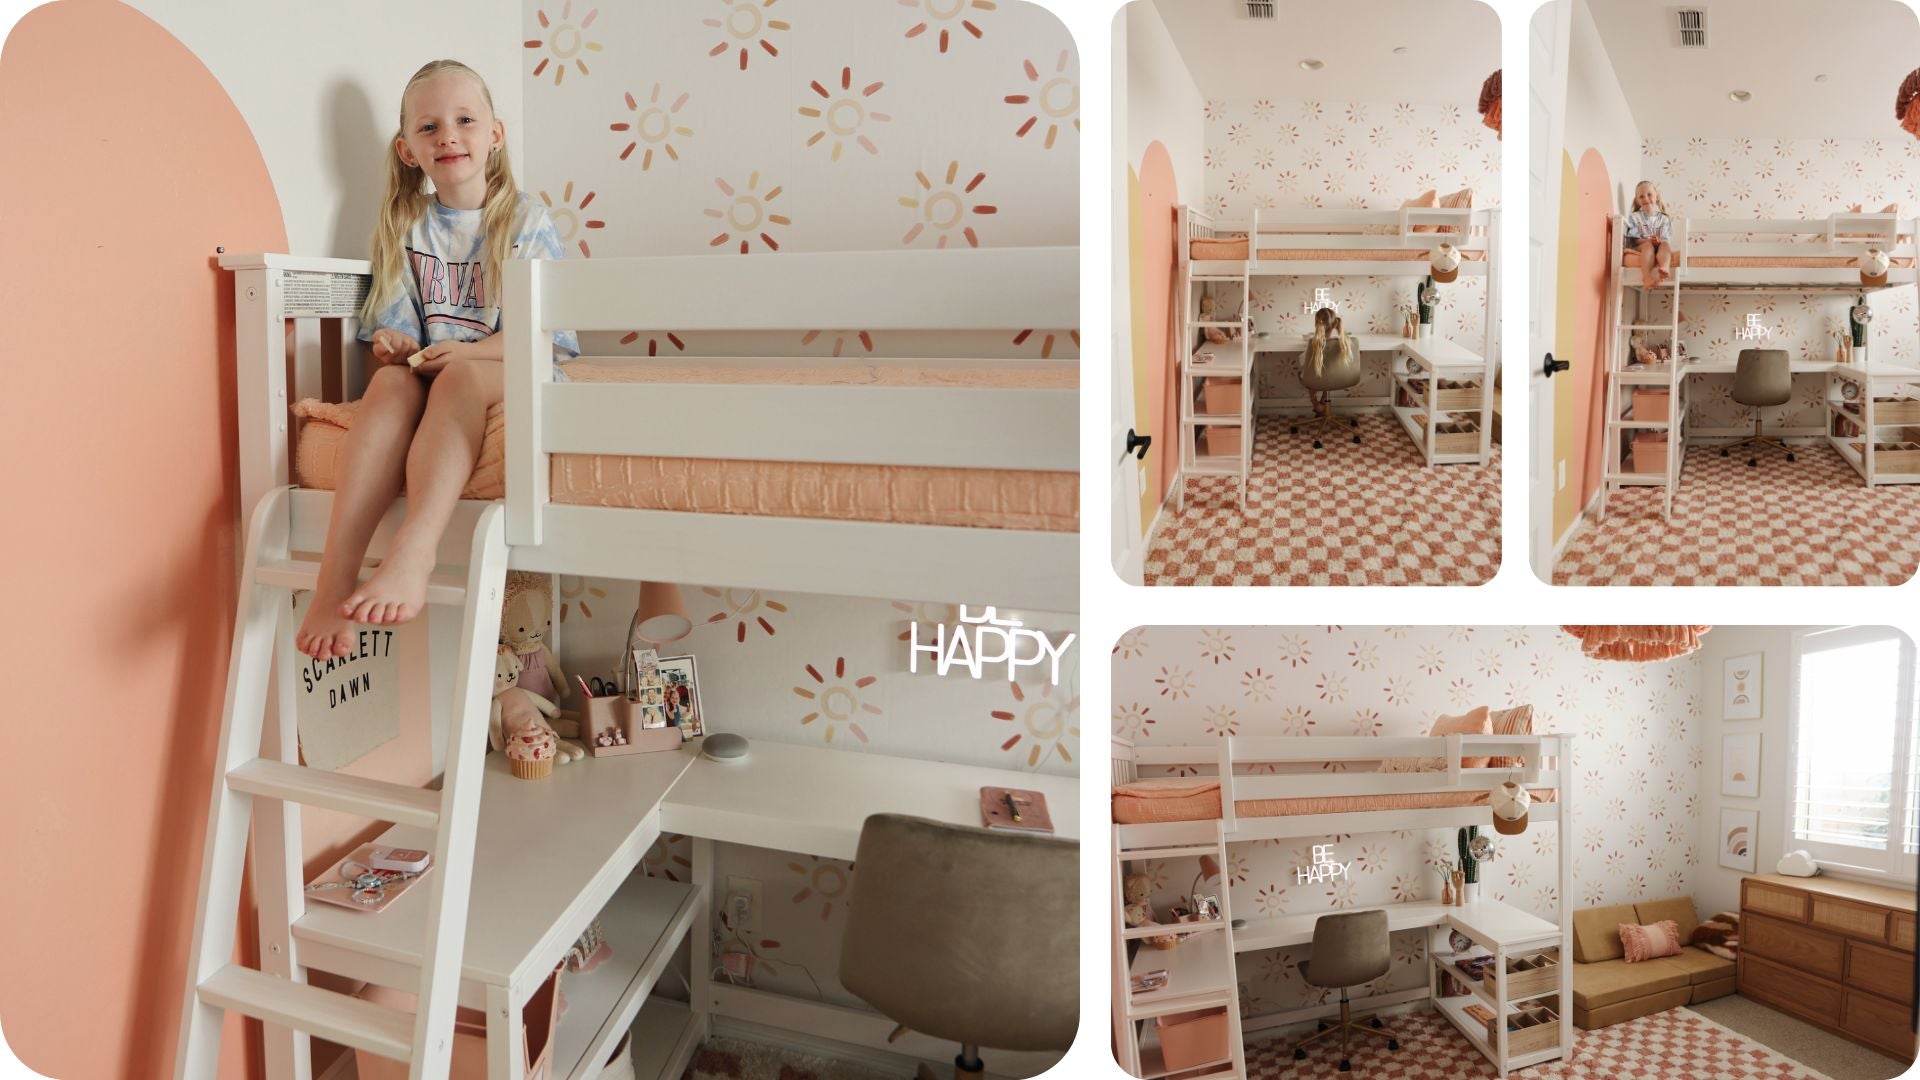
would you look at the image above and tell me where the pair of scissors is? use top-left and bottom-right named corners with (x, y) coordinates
top-left (588, 676), bottom-right (618, 697)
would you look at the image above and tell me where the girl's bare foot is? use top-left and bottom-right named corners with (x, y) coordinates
top-left (342, 543), bottom-right (437, 626)
top-left (296, 588), bottom-right (360, 659)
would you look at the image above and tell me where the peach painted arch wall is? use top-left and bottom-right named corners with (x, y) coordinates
top-left (1130, 140), bottom-right (1178, 517)
top-left (1574, 148), bottom-right (1614, 509)
top-left (0, 2), bottom-right (284, 1076)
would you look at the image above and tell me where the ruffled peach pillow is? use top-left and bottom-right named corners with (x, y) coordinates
top-left (1619, 920), bottom-right (1683, 963)
top-left (1380, 706), bottom-right (1493, 771)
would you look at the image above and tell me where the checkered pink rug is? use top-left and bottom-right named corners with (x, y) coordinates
top-left (1553, 441), bottom-right (1920, 586)
top-left (1246, 1005), bottom-right (1835, 1079)
top-left (1143, 413), bottom-right (1501, 587)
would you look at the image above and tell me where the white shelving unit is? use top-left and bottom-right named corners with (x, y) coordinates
top-left (1176, 208), bottom-right (1255, 511)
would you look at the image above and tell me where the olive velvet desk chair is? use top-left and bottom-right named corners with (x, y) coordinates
top-left (1724, 347), bottom-right (1794, 467)
top-left (840, 813), bottom-right (1078, 1080)
top-left (1293, 333), bottom-right (1365, 449)
top-left (1287, 909), bottom-right (1400, 1073)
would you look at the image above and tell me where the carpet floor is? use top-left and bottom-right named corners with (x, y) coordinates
top-left (1144, 413), bottom-right (1501, 587)
top-left (1685, 996), bottom-right (1908, 1080)
top-left (1244, 1003), bottom-right (1844, 1078)
top-left (1552, 440), bottom-right (1920, 586)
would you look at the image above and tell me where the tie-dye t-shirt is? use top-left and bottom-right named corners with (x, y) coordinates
top-left (358, 191), bottom-right (580, 362)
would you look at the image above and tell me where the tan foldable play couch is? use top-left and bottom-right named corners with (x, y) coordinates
top-left (1571, 897), bottom-right (1735, 1029)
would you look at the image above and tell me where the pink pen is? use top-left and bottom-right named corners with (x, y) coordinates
top-left (576, 674), bottom-right (594, 699)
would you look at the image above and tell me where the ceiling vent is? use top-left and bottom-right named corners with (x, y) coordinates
top-left (1245, 0), bottom-right (1275, 18)
top-left (1674, 8), bottom-right (1708, 48)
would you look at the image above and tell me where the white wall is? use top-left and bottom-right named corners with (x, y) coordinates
top-left (121, 0), bottom-right (523, 261)
top-left (1123, 0), bottom-right (1204, 211)
top-left (1694, 626), bottom-right (1796, 918)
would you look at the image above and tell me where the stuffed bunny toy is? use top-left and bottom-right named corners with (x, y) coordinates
top-left (498, 573), bottom-right (585, 762)
top-left (489, 646), bottom-right (580, 763)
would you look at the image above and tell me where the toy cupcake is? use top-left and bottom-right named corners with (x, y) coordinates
top-left (507, 726), bottom-right (558, 780)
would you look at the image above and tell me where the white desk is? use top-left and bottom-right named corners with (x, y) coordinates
top-left (1233, 897), bottom-right (1558, 954)
top-left (297, 740), bottom-right (1079, 1079)
top-left (667, 739), bottom-right (1079, 1080)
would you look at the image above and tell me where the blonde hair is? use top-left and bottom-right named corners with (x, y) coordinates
top-left (1305, 306), bottom-right (1353, 377)
top-left (1633, 180), bottom-right (1666, 216)
top-left (362, 60), bottom-right (519, 324)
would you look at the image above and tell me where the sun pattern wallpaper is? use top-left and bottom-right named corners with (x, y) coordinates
top-left (1112, 626), bottom-right (1704, 1019)
top-left (1200, 98), bottom-right (1500, 403)
top-left (1637, 135), bottom-right (1920, 430)
top-left (513, 0), bottom-right (1080, 1011)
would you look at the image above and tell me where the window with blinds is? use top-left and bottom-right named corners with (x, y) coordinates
top-left (1789, 626), bottom-right (1919, 881)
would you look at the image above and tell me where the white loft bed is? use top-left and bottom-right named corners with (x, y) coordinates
top-left (180, 247), bottom-right (1079, 1080)
top-left (1111, 732), bottom-right (1574, 1080)
top-left (1599, 212), bottom-right (1920, 520)
top-left (1176, 205), bottom-right (1500, 472)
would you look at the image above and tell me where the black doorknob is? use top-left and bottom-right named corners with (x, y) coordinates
top-left (1122, 429), bottom-right (1151, 462)
top-left (1544, 352), bottom-right (1570, 378)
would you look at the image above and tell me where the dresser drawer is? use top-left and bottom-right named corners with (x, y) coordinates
top-left (1893, 912), bottom-right (1916, 953)
top-left (1848, 940), bottom-right (1917, 1005)
top-left (1745, 879), bottom-right (1809, 921)
top-left (1742, 953), bottom-right (1843, 1027)
top-left (1746, 911), bottom-right (1845, 981)
top-left (1841, 988), bottom-right (1918, 1061)
top-left (1813, 895), bottom-right (1889, 943)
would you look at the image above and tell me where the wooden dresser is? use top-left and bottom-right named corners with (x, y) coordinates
top-left (1739, 874), bottom-right (1918, 1062)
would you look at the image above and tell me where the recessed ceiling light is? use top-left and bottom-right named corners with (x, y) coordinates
top-left (1299, 58), bottom-right (1324, 71)
top-left (1392, 46), bottom-right (1409, 55)
top-left (1813, 73), bottom-right (1829, 83)
top-left (1729, 89), bottom-right (1752, 102)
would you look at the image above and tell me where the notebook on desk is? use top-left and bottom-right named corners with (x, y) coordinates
top-left (980, 787), bottom-right (1054, 834)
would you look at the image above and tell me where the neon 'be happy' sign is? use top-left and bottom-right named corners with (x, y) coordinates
top-left (909, 606), bottom-right (1076, 686)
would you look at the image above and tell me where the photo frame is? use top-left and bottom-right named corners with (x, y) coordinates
top-left (1719, 808), bottom-right (1758, 873)
top-left (657, 654), bottom-right (704, 740)
top-left (1724, 652), bottom-right (1763, 720)
top-left (1721, 734), bottom-right (1761, 799)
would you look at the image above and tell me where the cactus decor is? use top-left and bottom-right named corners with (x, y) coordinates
top-left (1458, 825), bottom-right (1479, 885)
top-left (1417, 275), bottom-right (1435, 327)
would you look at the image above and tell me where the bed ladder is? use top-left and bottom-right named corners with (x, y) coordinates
top-left (175, 487), bottom-right (508, 1080)
top-left (1598, 215), bottom-right (1684, 523)
top-left (1178, 214), bottom-right (1254, 512)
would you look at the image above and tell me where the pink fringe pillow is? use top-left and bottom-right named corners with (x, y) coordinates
top-left (1619, 920), bottom-right (1683, 963)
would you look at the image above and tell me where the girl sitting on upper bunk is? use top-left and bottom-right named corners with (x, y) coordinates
top-left (1626, 180), bottom-right (1674, 289)
top-left (295, 59), bottom-right (579, 661)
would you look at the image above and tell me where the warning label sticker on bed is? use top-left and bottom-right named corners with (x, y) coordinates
top-left (281, 271), bottom-right (370, 318)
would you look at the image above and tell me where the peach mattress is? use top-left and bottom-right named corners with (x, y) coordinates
top-left (291, 359), bottom-right (1078, 531)
top-left (1112, 777), bottom-right (1558, 824)
top-left (1191, 238), bottom-right (1485, 261)
top-left (1621, 251), bottom-right (1916, 268)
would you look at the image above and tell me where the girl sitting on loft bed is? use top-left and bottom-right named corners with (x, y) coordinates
top-left (1626, 180), bottom-right (1674, 289)
top-left (295, 59), bottom-right (579, 660)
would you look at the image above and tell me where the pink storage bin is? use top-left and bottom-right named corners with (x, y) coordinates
top-left (1628, 432), bottom-right (1668, 473)
top-left (1155, 1007), bottom-right (1230, 1072)
top-left (1630, 389), bottom-right (1670, 423)
top-left (1199, 427), bottom-right (1242, 457)
top-left (1199, 378), bottom-right (1242, 416)
top-left (355, 967), bottom-right (559, 1080)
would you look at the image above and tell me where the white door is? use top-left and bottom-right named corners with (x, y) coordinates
top-left (1111, 24), bottom-right (1147, 585)
top-left (1529, 1), bottom-right (1571, 581)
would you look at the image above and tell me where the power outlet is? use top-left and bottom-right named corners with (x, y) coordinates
top-left (725, 875), bottom-right (762, 934)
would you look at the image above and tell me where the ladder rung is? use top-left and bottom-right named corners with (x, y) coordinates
top-left (198, 965), bottom-right (414, 1061)
top-left (229, 759), bottom-right (441, 828)
top-left (256, 561), bottom-right (469, 607)
top-left (1621, 324), bottom-right (1673, 330)
top-left (1604, 472), bottom-right (1670, 485)
top-left (1609, 418), bottom-right (1670, 428)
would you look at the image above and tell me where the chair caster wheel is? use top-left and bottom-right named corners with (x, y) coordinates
top-left (1349, 418), bottom-right (1358, 427)
top-left (1721, 448), bottom-right (1729, 456)
top-left (1289, 425), bottom-right (1299, 434)
top-left (1338, 1061), bottom-right (1351, 1073)
top-left (1352, 434), bottom-right (1362, 444)
top-left (1317, 1022), bottom-right (1328, 1032)
top-left (1371, 1018), bottom-right (1382, 1028)
top-left (1295, 1048), bottom-right (1308, 1061)
top-left (1313, 440), bottom-right (1324, 449)
top-left (1389, 1040), bottom-right (1400, 1051)
top-left (1748, 458), bottom-right (1758, 467)
top-left (1787, 452), bottom-right (1796, 462)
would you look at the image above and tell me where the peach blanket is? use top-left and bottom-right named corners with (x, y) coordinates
top-left (1111, 776), bottom-right (1559, 824)
top-left (1190, 238), bottom-right (1488, 261)
top-left (290, 360), bottom-right (1079, 531)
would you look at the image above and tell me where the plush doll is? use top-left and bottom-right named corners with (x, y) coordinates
top-left (1198, 291), bottom-right (1243, 345)
top-left (490, 647), bottom-right (572, 762)
top-left (1124, 873), bottom-right (1178, 949)
top-left (499, 572), bottom-right (585, 762)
